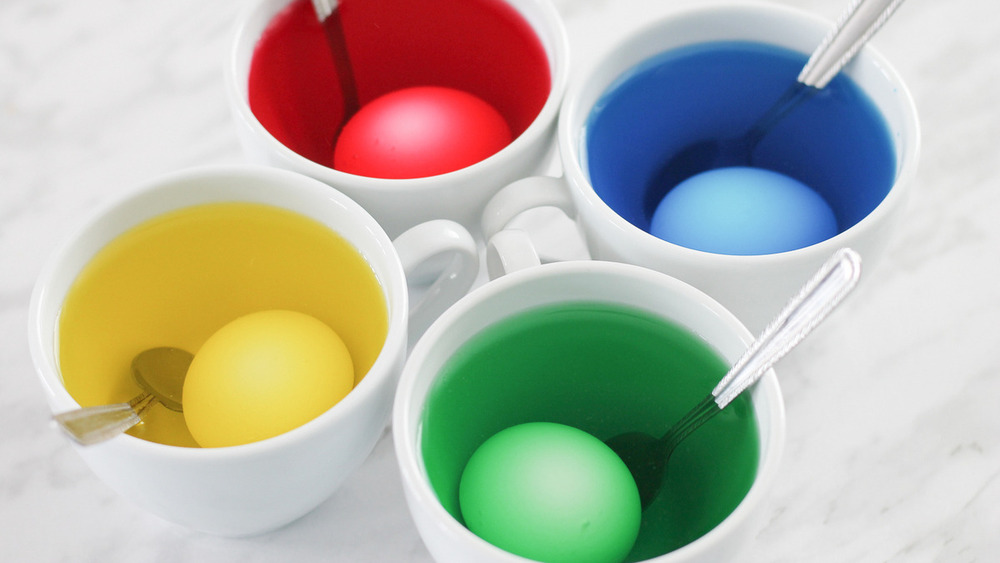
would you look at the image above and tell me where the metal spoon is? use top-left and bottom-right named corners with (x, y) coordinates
top-left (605, 248), bottom-right (861, 510)
top-left (311, 0), bottom-right (360, 126)
top-left (53, 347), bottom-right (192, 446)
top-left (645, 0), bottom-right (908, 217)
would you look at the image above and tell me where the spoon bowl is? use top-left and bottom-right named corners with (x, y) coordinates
top-left (132, 346), bottom-right (190, 412)
top-left (53, 347), bottom-right (193, 445)
top-left (603, 430), bottom-right (671, 509)
top-left (645, 85), bottom-right (815, 216)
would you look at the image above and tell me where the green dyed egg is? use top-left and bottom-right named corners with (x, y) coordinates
top-left (459, 422), bottom-right (641, 563)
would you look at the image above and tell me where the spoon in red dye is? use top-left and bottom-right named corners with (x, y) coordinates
top-left (311, 0), bottom-right (360, 124)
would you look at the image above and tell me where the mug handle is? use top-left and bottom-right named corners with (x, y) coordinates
top-left (485, 229), bottom-right (540, 279)
top-left (481, 176), bottom-right (576, 240)
top-left (481, 176), bottom-right (590, 278)
top-left (392, 219), bottom-right (479, 343)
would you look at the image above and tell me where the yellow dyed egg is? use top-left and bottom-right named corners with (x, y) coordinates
top-left (183, 309), bottom-right (354, 447)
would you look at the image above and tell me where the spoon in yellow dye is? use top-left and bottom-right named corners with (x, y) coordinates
top-left (53, 347), bottom-right (192, 445)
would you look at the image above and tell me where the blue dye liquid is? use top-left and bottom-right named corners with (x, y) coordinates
top-left (584, 41), bottom-right (897, 234)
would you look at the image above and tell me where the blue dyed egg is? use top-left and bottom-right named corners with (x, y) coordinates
top-left (650, 167), bottom-right (838, 255)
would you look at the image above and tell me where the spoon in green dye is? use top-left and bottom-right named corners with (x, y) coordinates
top-left (53, 347), bottom-right (192, 446)
top-left (605, 248), bottom-right (861, 510)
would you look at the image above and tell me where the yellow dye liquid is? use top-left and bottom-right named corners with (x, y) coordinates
top-left (58, 202), bottom-right (389, 447)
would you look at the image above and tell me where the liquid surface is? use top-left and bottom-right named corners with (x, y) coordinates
top-left (249, 0), bottom-right (550, 169)
top-left (59, 202), bottom-right (388, 447)
top-left (585, 41), bottom-right (896, 234)
top-left (421, 302), bottom-right (759, 561)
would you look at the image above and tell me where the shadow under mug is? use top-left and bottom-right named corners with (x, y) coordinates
top-left (28, 165), bottom-right (478, 535)
top-left (393, 260), bottom-right (786, 562)
top-left (227, 0), bottom-right (570, 238)
top-left (482, 2), bottom-right (920, 331)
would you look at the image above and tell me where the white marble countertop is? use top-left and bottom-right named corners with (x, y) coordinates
top-left (2, 0), bottom-right (998, 561)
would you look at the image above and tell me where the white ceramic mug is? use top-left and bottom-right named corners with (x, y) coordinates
top-left (28, 165), bottom-right (478, 536)
top-left (226, 0), bottom-right (570, 238)
top-left (394, 260), bottom-right (786, 562)
top-left (483, 2), bottom-right (920, 331)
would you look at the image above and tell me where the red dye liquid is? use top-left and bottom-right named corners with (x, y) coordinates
top-left (248, 0), bottom-right (552, 170)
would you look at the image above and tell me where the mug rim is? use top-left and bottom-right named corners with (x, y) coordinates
top-left (558, 0), bottom-right (921, 265)
top-left (393, 260), bottom-right (786, 561)
top-left (28, 164), bottom-right (409, 458)
top-left (225, 0), bottom-right (571, 191)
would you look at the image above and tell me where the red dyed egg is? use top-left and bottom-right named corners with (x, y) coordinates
top-left (333, 86), bottom-right (512, 179)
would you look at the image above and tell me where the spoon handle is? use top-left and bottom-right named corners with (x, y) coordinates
top-left (798, 0), bottom-right (907, 88)
top-left (53, 393), bottom-right (154, 446)
top-left (712, 248), bottom-right (862, 408)
top-left (310, 0), bottom-right (339, 20)
top-left (311, 0), bottom-right (360, 121)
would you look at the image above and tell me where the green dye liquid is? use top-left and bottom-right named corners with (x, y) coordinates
top-left (421, 302), bottom-right (760, 561)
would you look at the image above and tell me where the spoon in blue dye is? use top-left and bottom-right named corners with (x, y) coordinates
top-left (605, 248), bottom-right (861, 510)
top-left (646, 0), bottom-right (908, 216)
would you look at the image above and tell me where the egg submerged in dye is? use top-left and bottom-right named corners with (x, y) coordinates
top-left (650, 166), bottom-right (839, 255)
top-left (458, 422), bottom-right (641, 563)
top-left (182, 309), bottom-right (355, 448)
top-left (333, 86), bottom-right (512, 179)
